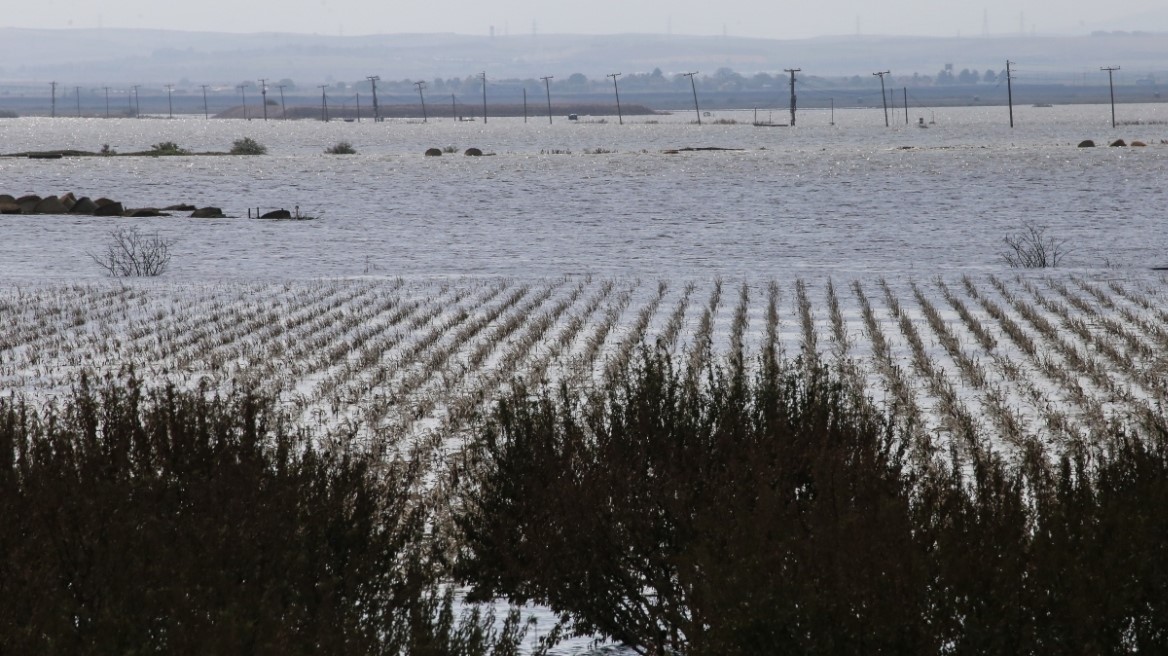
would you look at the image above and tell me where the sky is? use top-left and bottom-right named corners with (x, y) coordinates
top-left (6, 0), bottom-right (1168, 38)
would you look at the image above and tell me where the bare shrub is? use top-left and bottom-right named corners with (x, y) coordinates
top-left (325, 140), bottom-right (357, 154)
top-left (1001, 221), bottom-right (1071, 268)
top-left (89, 226), bottom-right (174, 277)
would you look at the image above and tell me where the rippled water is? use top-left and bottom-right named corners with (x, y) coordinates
top-left (2, 103), bottom-right (1167, 280)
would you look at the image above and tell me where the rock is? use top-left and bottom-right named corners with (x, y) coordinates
top-left (164, 203), bottom-right (197, 211)
top-left (191, 207), bottom-right (225, 218)
top-left (464, 147), bottom-right (483, 156)
top-left (425, 148), bottom-right (442, 156)
top-left (60, 192), bottom-right (76, 210)
top-left (94, 201), bottom-right (125, 216)
top-left (260, 209), bottom-right (292, 219)
top-left (1110, 139), bottom-right (1127, 147)
top-left (94, 197), bottom-right (119, 208)
top-left (0, 202), bottom-right (21, 214)
top-left (1131, 140), bottom-right (1147, 147)
top-left (0, 194), bottom-right (15, 204)
top-left (1077, 140), bottom-right (1095, 148)
top-left (126, 208), bottom-right (166, 217)
top-left (33, 195), bottom-right (69, 214)
top-left (16, 195), bottom-right (42, 213)
top-left (70, 197), bottom-right (99, 214)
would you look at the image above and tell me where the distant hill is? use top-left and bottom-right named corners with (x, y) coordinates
top-left (1, 28), bottom-right (1167, 87)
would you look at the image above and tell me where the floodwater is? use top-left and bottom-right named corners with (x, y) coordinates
top-left (1, 103), bottom-right (1167, 281)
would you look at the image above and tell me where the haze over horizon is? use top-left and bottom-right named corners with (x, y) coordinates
top-left (5, 0), bottom-right (1168, 40)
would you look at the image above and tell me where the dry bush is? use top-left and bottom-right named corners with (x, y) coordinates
top-left (1002, 221), bottom-right (1071, 268)
top-left (89, 226), bottom-right (174, 277)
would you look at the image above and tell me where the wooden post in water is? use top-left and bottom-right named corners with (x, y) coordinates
top-left (523, 88), bottom-right (527, 122)
top-left (784, 68), bottom-right (800, 126)
top-left (683, 72), bottom-right (700, 124)
top-left (872, 71), bottom-right (890, 126)
top-left (200, 85), bottom-right (209, 119)
top-left (608, 72), bottom-right (623, 124)
top-left (904, 87), bottom-right (909, 124)
top-left (1102, 66), bottom-right (1120, 128)
top-left (1006, 61), bottom-right (1015, 128)
top-left (541, 76), bottom-right (554, 124)
top-left (480, 72), bottom-right (487, 124)
top-left (318, 85), bottom-right (329, 122)
top-left (367, 76), bottom-right (381, 122)
top-left (415, 81), bottom-right (428, 122)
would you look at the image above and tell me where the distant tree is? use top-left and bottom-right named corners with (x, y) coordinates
top-left (277, 78), bottom-right (296, 91)
top-left (958, 68), bottom-right (980, 84)
top-left (983, 69), bottom-right (997, 84)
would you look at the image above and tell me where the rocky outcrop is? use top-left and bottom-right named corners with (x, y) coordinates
top-left (464, 147), bottom-right (483, 156)
top-left (33, 196), bottom-right (69, 214)
top-left (94, 201), bottom-right (125, 216)
top-left (425, 148), bottom-right (443, 156)
top-left (1078, 140), bottom-right (1095, 148)
top-left (259, 209), bottom-right (292, 219)
top-left (190, 207), bottom-right (225, 218)
top-left (1110, 139), bottom-right (1127, 147)
top-left (70, 197), bottom-right (99, 214)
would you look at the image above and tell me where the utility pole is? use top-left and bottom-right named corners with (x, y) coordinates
top-left (104, 87), bottom-right (110, 118)
top-left (452, 93), bottom-right (456, 122)
top-left (1006, 60), bottom-right (1015, 128)
top-left (238, 84), bottom-right (247, 120)
top-left (50, 81), bottom-right (57, 117)
top-left (318, 85), bottom-right (329, 121)
top-left (480, 72), bottom-right (487, 123)
top-left (872, 71), bottom-right (890, 126)
top-left (165, 84), bottom-right (174, 118)
top-left (200, 85), bottom-right (209, 119)
top-left (1102, 66), bottom-right (1121, 128)
top-left (541, 76), bottom-right (554, 124)
top-left (75, 86), bottom-right (81, 117)
top-left (784, 68), bottom-right (800, 126)
top-left (277, 84), bottom-right (287, 119)
top-left (415, 81), bottom-right (428, 122)
top-left (258, 79), bottom-right (269, 121)
top-left (682, 72), bottom-right (700, 124)
top-left (356, 92), bottom-right (361, 122)
top-left (367, 75), bottom-right (381, 122)
top-left (608, 72), bottom-right (623, 124)
top-left (132, 85), bottom-right (141, 118)
top-left (904, 88), bottom-right (909, 124)
top-left (523, 88), bottom-right (528, 122)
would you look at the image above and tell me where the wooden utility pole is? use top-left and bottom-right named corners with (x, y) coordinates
top-left (258, 79), bottom-right (268, 121)
top-left (75, 86), bottom-right (81, 117)
top-left (541, 76), bottom-right (554, 124)
top-left (416, 81), bottom-right (428, 122)
top-left (904, 87), bottom-right (909, 124)
top-left (452, 93), bottom-right (456, 121)
top-left (237, 84), bottom-right (247, 120)
top-left (104, 87), bottom-right (110, 118)
top-left (132, 85), bottom-right (141, 118)
top-left (200, 85), bottom-right (209, 119)
top-left (784, 68), bottom-right (800, 126)
top-left (523, 88), bottom-right (528, 122)
top-left (480, 72), bottom-right (487, 123)
top-left (318, 85), bottom-right (329, 122)
top-left (1102, 66), bottom-right (1121, 128)
top-left (276, 85), bottom-right (287, 119)
top-left (872, 71), bottom-right (890, 126)
top-left (1006, 61), bottom-right (1015, 128)
top-left (608, 72), bottom-right (623, 124)
top-left (50, 81), bottom-right (57, 117)
top-left (682, 72), bottom-right (701, 124)
top-left (165, 84), bottom-right (174, 118)
top-left (367, 76), bottom-right (381, 122)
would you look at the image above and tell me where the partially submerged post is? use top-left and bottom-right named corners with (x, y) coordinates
top-left (1006, 61), bottom-right (1015, 128)
top-left (1102, 65), bottom-right (1121, 128)
top-left (784, 68), bottom-right (800, 126)
top-left (367, 75), bottom-right (381, 122)
top-left (872, 71), bottom-right (890, 127)
top-left (416, 80), bottom-right (428, 122)
top-left (200, 85), bottom-right (209, 119)
top-left (277, 84), bottom-right (287, 120)
top-left (903, 87), bottom-right (908, 124)
top-left (166, 84), bottom-right (174, 119)
top-left (608, 72), bottom-right (623, 124)
top-left (683, 72), bottom-right (701, 124)
top-left (541, 76), bottom-right (554, 124)
top-left (237, 84), bottom-right (247, 120)
top-left (318, 85), bottom-right (329, 122)
top-left (480, 72), bottom-right (487, 124)
top-left (258, 79), bottom-right (268, 121)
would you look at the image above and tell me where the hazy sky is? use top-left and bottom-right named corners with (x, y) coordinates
top-left (7, 0), bottom-right (1167, 38)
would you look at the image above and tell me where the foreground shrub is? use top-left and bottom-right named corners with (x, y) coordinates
top-left (455, 348), bottom-right (1168, 655)
top-left (88, 225), bottom-right (173, 277)
top-left (230, 136), bottom-right (267, 155)
top-left (148, 140), bottom-right (187, 155)
top-left (0, 374), bottom-right (527, 655)
top-left (325, 140), bottom-right (357, 154)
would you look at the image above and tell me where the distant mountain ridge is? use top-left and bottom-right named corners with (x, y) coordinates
top-left (1, 28), bottom-right (1167, 85)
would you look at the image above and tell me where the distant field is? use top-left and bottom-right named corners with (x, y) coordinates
top-left (4, 273), bottom-right (1165, 462)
